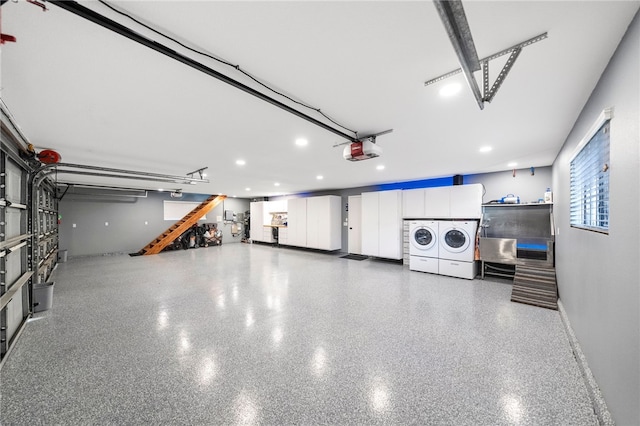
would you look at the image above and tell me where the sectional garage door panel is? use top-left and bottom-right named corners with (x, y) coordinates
top-left (5, 160), bottom-right (23, 202)
top-left (5, 208), bottom-right (24, 240)
top-left (2, 131), bottom-right (38, 364)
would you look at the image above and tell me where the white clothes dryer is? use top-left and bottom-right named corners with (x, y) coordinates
top-left (439, 220), bottom-right (478, 262)
top-left (438, 220), bottom-right (479, 280)
top-left (409, 220), bottom-right (439, 274)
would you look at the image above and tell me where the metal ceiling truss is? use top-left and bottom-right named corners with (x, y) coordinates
top-left (32, 162), bottom-right (209, 186)
top-left (55, 183), bottom-right (150, 201)
top-left (429, 0), bottom-right (547, 109)
top-left (432, 0), bottom-right (484, 109)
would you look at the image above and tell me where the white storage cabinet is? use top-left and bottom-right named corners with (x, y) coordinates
top-left (278, 227), bottom-right (288, 245)
top-left (402, 188), bottom-right (425, 218)
top-left (286, 197), bottom-right (308, 247)
top-left (402, 184), bottom-right (483, 219)
top-left (282, 195), bottom-right (340, 251)
top-left (362, 190), bottom-right (403, 259)
top-left (424, 186), bottom-right (451, 218)
top-left (250, 200), bottom-right (288, 243)
top-left (250, 201), bottom-right (266, 242)
top-left (449, 184), bottom-right (482, 218)
top-left (306, 195), bottom-right (341, 250)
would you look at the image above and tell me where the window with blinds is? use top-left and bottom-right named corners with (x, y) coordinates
top-left (569, 109), bottom-right (611, 233)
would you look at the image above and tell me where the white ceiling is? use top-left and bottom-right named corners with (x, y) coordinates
top-left (2, 1), bottom-right (638, 198)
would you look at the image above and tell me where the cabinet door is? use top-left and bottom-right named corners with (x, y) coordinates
top-left (250, 202), bottom-right (264, 241)
top-left (326, 195), bottom-right (342, 250)
top-left (361, 192), bottom-right (380, 256)
top-left (379, 190), bottom-right (403, 259)
top-left (303, 196), bottom-right (341, 250)
top-left (278, 228), bottom-right (288, 245)
top-left (287, 198), bottom-right (306, 247)
top-left (450, 184), bottom-right (483, 218)
top-left (402, 188), bottom-right (425, 218)
top-left (315, 198), bottom-right (331, 249)
top-left (296, 198), bottom-right (307, 247)
top-left (306, 197), bottom-right (322, 249)
top-left (424, 186), bottom-right (451, 218)
top-left (287, 199), bottom-right (298, 246)
top-left (263, 227), bottom-right (274, 243)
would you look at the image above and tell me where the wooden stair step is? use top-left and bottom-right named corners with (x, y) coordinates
top-left (137, 195), bottom-right (227, 255)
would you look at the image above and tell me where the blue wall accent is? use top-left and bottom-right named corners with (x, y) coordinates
top-left (376, 176), bottom-right (456, 191)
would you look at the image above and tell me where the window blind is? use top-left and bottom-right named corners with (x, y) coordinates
top-left (569, 119), bottom-right (610, 232)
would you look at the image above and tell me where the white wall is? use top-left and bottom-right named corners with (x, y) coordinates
top-left (466, 167), bottom-right (552, 204)
top-left (552, 11), bottom-right (639, 425)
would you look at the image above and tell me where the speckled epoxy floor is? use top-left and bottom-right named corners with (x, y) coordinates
top-left (1, 244), bottom-right (596, 425)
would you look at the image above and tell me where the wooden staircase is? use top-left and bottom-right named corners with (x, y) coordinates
top-left (137, 194), bottom-right (226, 255)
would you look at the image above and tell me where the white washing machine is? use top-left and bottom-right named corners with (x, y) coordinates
top-left (438, 220), bottom-right (479, 279)
top-left (409, 220), bottom-right (439, 274)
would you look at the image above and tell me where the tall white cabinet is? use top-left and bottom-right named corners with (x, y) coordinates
top-left (305, 195), bottom-right (341, 250)
top-left (250, 201), bottom-right (266, 242)
top-left (287, 197), bottom-right (307, 247)
top-left (362, 190), bottom-right (403, 260)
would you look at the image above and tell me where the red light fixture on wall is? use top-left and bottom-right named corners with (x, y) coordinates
top-left (37, 149), bottom-right (62, 164)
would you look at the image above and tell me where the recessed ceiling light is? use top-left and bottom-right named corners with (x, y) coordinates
top-left (479, 146), bottom-right (492, 153)
top-left (316, 175), bottom-right (323, 180)
top-left (508, 162), bottom-right (518, 167)
top-left (295, 138), bottom-right (308, 146)
top-left (236, 159), bottom-right (246, 166)
top-left (202, 173), bottom-right (208, 177)
top-left (245, 187), bottom-right (251, 191)
top-left (376, 165), bottom-right (385, 170)
top-left (439, 83), bottom-right (462, 97)
top-left (274, 182), bottom-right (280, 186)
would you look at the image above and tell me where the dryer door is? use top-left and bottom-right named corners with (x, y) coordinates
top-left (411, 226), bottom-right (437, 252)
top-left (441, 227), bottom-right (470, 254)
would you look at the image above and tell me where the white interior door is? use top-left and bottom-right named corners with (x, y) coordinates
top-left (348, 195), bottom-right (362, 254)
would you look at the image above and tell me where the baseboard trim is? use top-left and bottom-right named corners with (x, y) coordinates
top-left (558, 299), bottom-right (614, 426)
